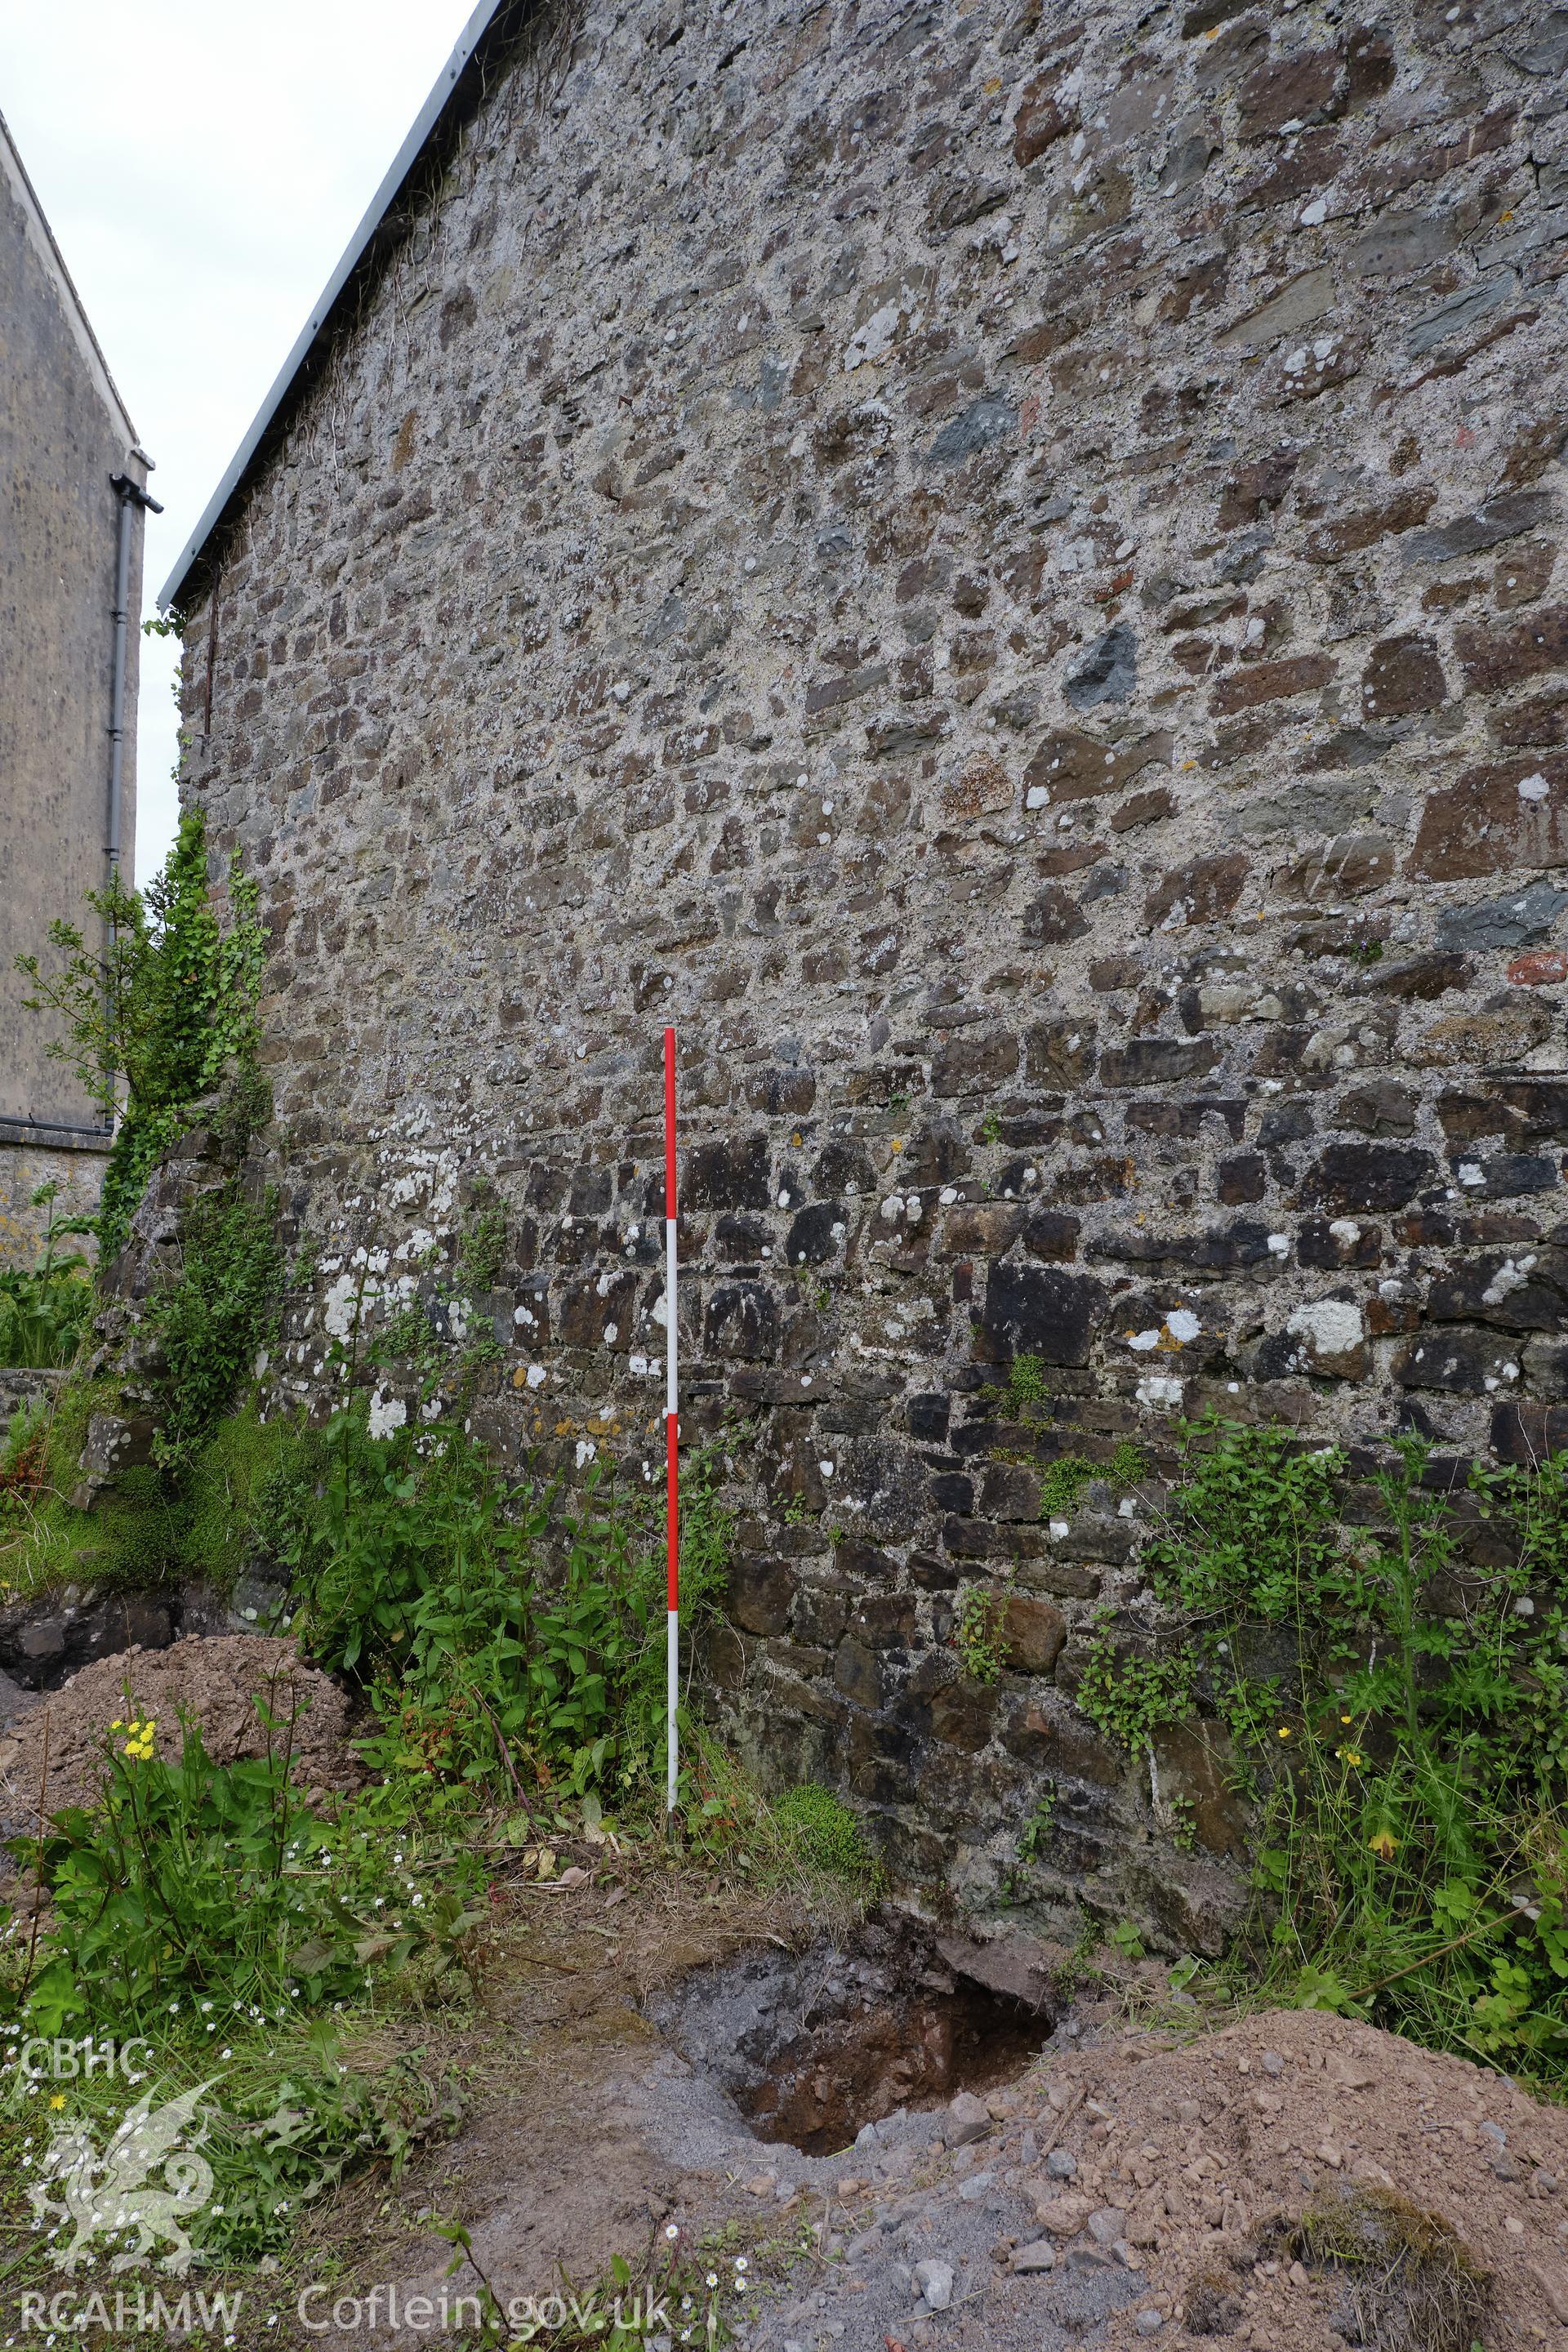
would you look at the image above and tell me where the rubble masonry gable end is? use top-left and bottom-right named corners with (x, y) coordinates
top-left (176, 0), bottom-right (1568, 1928)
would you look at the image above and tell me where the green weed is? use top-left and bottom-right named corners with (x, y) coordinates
top-left (16, 810), bottom-right (269, 1263)
top-left (1077, 1624), bottom-right (1196, 1752)
top-left (0, 1397), bottom-right (306, 1603)
top-left (457, 1189), bottom-right (508, 1292)
top-left (145, 1180), bottom-right (283, 1475)
top-left (0, 1184), bottom-right (96, 1369)
top-left (1038, 1453), bottom-right (1095, 1517)
top-left (979, 1351), bottom-right (1057, 1426)
top-left (954, 1584), bottom-right (1008, 1685)
top-left (1107, 1438), bottom-right (1147, 1487)
top-left (1090, 1415), bottom-right (1568, 2082)
top-left (1000, 1788), bottom-right (1060, 1903)
top-left (1038, 1441), bottom-right (1146, 1521)
top-left (271, 1414), bottom-right (734, 1806)
top-left (7, 1705), bottom-right (484, 2035)
top-left (773, 1785), bottom-right (880, 1885)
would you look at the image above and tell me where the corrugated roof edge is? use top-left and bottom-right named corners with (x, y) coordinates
top-left (159, 0), bottom-right (540, 612)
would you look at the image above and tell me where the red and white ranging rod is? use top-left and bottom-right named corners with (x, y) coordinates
top-left (664, 1024), bottom-right (679, 1816)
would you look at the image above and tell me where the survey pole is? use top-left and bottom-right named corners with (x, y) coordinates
top-left (665, 1025), bottom-right (679, 1816)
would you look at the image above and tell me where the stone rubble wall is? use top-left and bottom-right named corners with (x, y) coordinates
top-left (176, 0), bottom-right (1568, 1937)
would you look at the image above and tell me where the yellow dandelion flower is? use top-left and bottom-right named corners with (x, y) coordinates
top-left (49, 2093), bottom-right (65, 2111)
top-left (1368, 1828), bottom-right (1397, 1862)
top-left (110, 1719), bottom-right (123, 1732)
top-left (1276, 1726), bottom-right (1292, 1740)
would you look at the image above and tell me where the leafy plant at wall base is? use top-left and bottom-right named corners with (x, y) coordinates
top-left (955, 1584), bottom-right (1008, 1685)
top-left (0, 1402), bottom-right (51, 1516)
top-left (276, 1415), bottom-right (735, 1804)
top-left (0, 1393), bottom-right (310, 1604)
top-left (181, 1404), bottom-right (310, 1594)
top-left (4, 1705), bottom-right (482, 2032)
top-left (1099, 1415), bottom-right (1568, 2084)
top-left (0, 1182), bottom-right (96, 1370)
top-left (16, 810), bottom-right (268, 1263)
top-left (774, 1785), bottom-right (880, 1885)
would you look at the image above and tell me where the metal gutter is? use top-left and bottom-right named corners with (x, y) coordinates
top-left (109, 472), bottom-right (163, 881)
top-left (0, 1116), bottom-right (114, 1152)
top-left (158, 0), bottom-right (515, 612)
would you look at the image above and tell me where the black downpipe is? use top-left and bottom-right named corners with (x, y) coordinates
top-left (95, 469), bottom-right (163, 1144)
top-left (107, 470), bottom-right (162, 883)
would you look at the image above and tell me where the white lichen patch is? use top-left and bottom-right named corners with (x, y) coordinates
top-left (368, 1388), bottom-right (408, 1440)
top-left (1286, 1300), bottom-right (1365, 1357)
top-left (1482, 1256), bottom-right (1535, 1306)
top-left (323, 1272), bottom-right (362, 1339)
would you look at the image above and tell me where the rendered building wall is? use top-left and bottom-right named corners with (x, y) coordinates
top-left (0, 118), bottom-right (147, 1257)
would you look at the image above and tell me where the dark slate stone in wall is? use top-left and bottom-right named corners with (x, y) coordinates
top-left (979, 1265), bottom-right (1102, 1368)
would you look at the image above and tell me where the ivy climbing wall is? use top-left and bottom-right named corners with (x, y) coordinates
top-left (176, 0), bottom-right (1568, 1930)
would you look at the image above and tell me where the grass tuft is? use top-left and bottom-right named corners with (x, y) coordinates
top-left (773, 1785), bottom-right (882, 1887)
top-left (1294, 2182), bottom-right (1490, 2352)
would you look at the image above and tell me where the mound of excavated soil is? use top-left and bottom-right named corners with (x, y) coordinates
top-left (0, 1634), bottom-right (361, 1835)
top-left (756, 1991), bottom-right (1568, 2352)
top-left (1024, 2006), bottom-right (1568, 2351)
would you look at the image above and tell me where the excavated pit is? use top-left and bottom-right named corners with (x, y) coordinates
top-left (645, 1913), bottom-right (1054, 2158)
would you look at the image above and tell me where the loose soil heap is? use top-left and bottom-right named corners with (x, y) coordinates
top-left (0, 1633), bottom-right (360, 1837)
top-left (1040, 2006), bottom-right (1568, 2350)
top-left (773, 2001), bottom-right (1568, 2352)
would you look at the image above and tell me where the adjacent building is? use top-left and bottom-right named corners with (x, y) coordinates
top-left (0, 109), bottom-right (154, 1263)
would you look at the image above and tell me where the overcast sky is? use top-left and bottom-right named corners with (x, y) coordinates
top-left (2, 3), bottom-right (480, 885)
